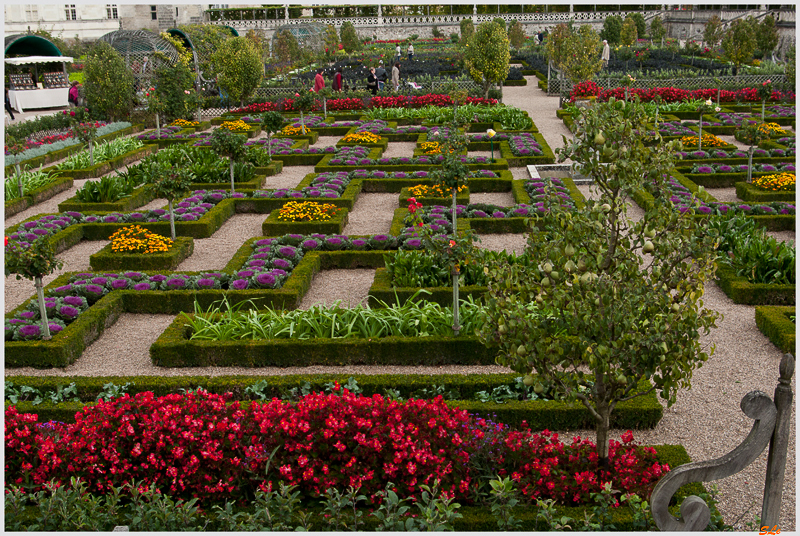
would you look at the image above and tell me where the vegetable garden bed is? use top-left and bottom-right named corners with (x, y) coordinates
top-left (261, 206), bottom-right (349, 236)
top-left (45, 144), bottom-right (157, 181)
top-left (735, 181), bottom-right (795, 203)
top-left (4, 176), bottom-right (74, 219)
top-left (715, 265), bottom-right (795, 305)
top-left (57, 185), bottom-right (156, 213)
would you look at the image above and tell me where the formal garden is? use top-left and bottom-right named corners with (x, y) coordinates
top-left (3, 11), bottom-right (796, 532)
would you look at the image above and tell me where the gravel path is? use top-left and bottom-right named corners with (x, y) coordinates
top-left (4, 81), bottom-right (796, 531)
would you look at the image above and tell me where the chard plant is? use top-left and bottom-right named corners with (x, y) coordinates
top-left (5, 134), bottom-right (27, 197)
top-left (477, 97), bottom-right (721, 467)
top-left (5, 237), bottom-right (64, 340)
top-left (209, 127), bottom-right (247, 193)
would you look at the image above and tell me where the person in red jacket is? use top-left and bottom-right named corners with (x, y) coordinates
top-left (313, 69), bottom-right (325, 92)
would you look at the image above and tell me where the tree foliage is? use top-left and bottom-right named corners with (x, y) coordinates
top-left (507, 21), bottom-right (526, 50)
top-left (628, 13), bottom-right (646, 40)
top-left (785, 45), bottom-right (796, 90)
top-left (722, 18), bottom-right (757, 73)
top-left (703, 15), bottom-right (725, 50)
top-left (459, 19), bottom-right (475, 46)
top-left (178, 24), bottom-right (232, 80)
top-left (620, 17), bottom-right (638, 47)
top-left (600, 15), bottom-right (623, 45)
top-left (547, 23), bottom-right (603, 85)
top-left (83, 41), bottom-right (134, 122)
top-left (323, 24), bottom-right (339, 58)
top-left (339, 21), bottom-right (361, 53)
top-left (649, 16), bottom-right (666, 44)
top-left (477, 98), bottom-right (721, 463)
top-left (211, 37), bottom-right (262, 107)
top-left (464, 21), bottom-right (510, 99)
top-left (756, 14), bottom-right (780, 56)
top-left (273, 29), bottom-right (300, 71)
top-left (153, 61), bottom-right (195, 122)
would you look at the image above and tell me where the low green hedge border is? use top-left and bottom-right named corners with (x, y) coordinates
top-left (368, 267), bottom-right (488, 308)
top-left (261, 206), bottom-right (349, 236)
top-left (275, 130), bottom-right (320, 144)
top-left (253, 161), bottom-right (284, 177)
top-left (734, 182), bottom-right (795, 203)
top-left (4, 176), bottom-right (74, 219)
top-left (503, 79), bottom-right (527, 86)
top-left (188, 174), bottom-right (266, 191)
top-left (4, 373), bottom-right (663, 431)
top-left (57, 184), bottom-right (156, 213)
top-left (681, 171), bottom-right (775, 189)
top-left (315, 155), bottom-right (509, 174)
top-left (150, 314), bottom-right (497, 367)
top-left (44, 144), bottom-right (157, 180)
top-left (755, 306), bottom-right (796, 354)
top-left (234, 178), bottom-right (363, 212)
top-left (715, 265), bottom-right (795, 305)
top-left (336, 137), bottom-right (390, 150)
top-left (89, 236), bottom-right (194, 272)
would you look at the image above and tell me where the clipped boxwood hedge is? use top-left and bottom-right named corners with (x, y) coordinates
top-left (359, 170), bottom-right (514, 193)
top-left (681, 171), bottom-right (774, 188)
top-left (755, 306), bottom-right (796, 354)
top-left (4, 373), bottom-right (663, 431)
top-left (715, 265), bottom-right (795, 305)
top-left (261, 205), bottom-right (349, 236)
top-left (4, 176), bottom-right (74, 219)
top-left (57, 185), bottom-right (156, 213)
top-left (398, 186), bottom-right (470, 207)
top-left (734, 181), bottom-right (795, 203)
top-left (189, 174), bottom-right (266, 191)
top-left (45, 144), bottom-right (157, 180)
top-left (315, 154), bottom-right (508, 174)
top-left (253, 161), bottom-right (283, 177)
top-left (498, 134), bottom-right (557, 167)
top-left (150, 314), bottom-right (497, 367)
top-left (89, 236), bottom-right (194, 272)
top-left (234, 178), bottom-right (363, 213)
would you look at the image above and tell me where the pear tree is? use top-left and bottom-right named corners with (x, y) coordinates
top-left (477, 98), bottom-right (721, 465)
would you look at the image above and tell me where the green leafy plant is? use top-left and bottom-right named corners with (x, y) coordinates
top-left (488, 476), bottom-right (523, 530)
top-left (144, 166), bottom-right (194, 240)
top-left (96, 381), bottom-right (133, 402)
top-left (370, 482), bottom-right (417, 531)
top-left (211, 37), bottom-right (262, 107)
top-left (74, 174), bottom-right (137, 203)
top-left (722, 18), bottom-right (757, 76)
top-left (260, 111), bottom-right (284, 159)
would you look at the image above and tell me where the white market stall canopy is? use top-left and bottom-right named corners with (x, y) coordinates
top-left (5, 55), bottom-right (73, 65)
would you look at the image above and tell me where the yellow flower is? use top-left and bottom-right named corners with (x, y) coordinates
top-left (276, 201), bottom-right (340, 222)
top-left (752, 172), bottom-right (795, 192)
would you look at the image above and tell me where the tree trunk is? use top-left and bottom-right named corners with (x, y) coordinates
top-left (698, 114), bottom-right (703, 151)
top-left (761, 100), bottom-right (766, 122)
top-left (267, 134), bottom-right (272, 159)
top-left (300, 110), bottom-right (306, 135)
top-left (230, 159), bottom-right (235, 193)
top-left (595, 401), bottom-right (611, 471)
top-left (323, 97), bottom-right (327, 119)
top-left (168, 199), bottom-right (176, 240)
top-left (747, 146), bottom-right (755, 183)
top-left (15, 160), bottom-right (23, 198)
top-left (89, 140), bottom-right (94, 167)
top-left (35, 276), bottom-right (52, 340)
top-left (196, 106), bottom-right (202, 123)
top-left (716, 88), bottom-right (720, 107)
top-left (155, 113), bottom-right (161, 138)
top-left (451, 187), bottom-right (460, 336)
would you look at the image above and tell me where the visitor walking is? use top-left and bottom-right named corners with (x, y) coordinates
top-left (367, 67), bottom-right (378, 95)
top-left (313, 68), bottom-right (325, 92)
top-left (395, 43), bottom-right (401, 63)
top-left (332, 68), bottom-right (343, 92)
top-left (375, 61), bottom-right (387, 91)
top-left (601, 40), bottom-right (610, 68)
top-left (391, 63), bottom-right (400, 91)
top-left (68, 80), bottom-right (80, 107)
top-left (407, 43), bottom-right (414, 61)
top-left (5, 88), bottom-right (15, 121)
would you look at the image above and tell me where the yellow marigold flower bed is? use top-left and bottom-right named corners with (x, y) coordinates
top-left (170, 119), bottom-right (200, 128)
top-left (757, 122), bottom-right (787, 136)
top-left (110, 225), bottom-right (173, 254)
top-left (680, 133), bottom-right (727, 148)
top-left (752, 172), bottom-right (796, 192)
top-left (419, 141), bottom-right (442, 154)
top-left (277, 201), bottom-right (340, 222)
top-left (219, 120), bottom-right (250, 132)
top-left (341, 132), bottom-right (382, 144)
top-left (281, 125), bottom-right (304, 136)
top-left (407, 184), bottom-right (468, 198)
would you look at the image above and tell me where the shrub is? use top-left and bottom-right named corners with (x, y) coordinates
top-left (600, 15), bottom-right (623, 45)
top-left (340, 21), bottom-right (360, 53)
top-left (83, 41), bottom-right (134, 122)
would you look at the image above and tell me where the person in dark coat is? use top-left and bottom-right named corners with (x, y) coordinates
top-left (5, 88), bottom-right (15, 121)
top-left (332, 68), bottom-right (343, 92)
top-left (375, 61), bottom-right (387, 91)
top-left (367, 67), bottom-right (378, 95)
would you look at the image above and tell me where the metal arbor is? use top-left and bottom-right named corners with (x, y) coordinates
top-left (97, 30), bottom-right (181, 90)
top-left (271, 22), bottom-right (327, 54)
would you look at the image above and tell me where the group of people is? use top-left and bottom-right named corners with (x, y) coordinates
top-left (395, 43), bottom-right (413, 63)
top-left (312, 60), bottom-right (402, 96)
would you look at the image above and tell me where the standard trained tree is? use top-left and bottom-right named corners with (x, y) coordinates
top-left (600, 14), bottom-right (623, 45)
top-left (477, 98), bottom-right (721, 466)
top-left (83, 41), bottom-right (134, 122)
top-left (464, 21), bottom-right (510, 99)
top-left (211, 37), bottom-right (262, 107)
top-left (722, 18), bottom-right (757, 75)
top-left (756, 14), bottom-right (780, 58)
top-left (547, 23), bottom-right (603, 85)
top-left (459, 18), bottom-right (475, 47)
top-left (703, 15), bottom-right (725, 51)
top-left (620, 17), bottom-right (638, 47)
top-left (507, 21), bottom-right (526, 50)
top-left (340, 21), bottom-right (361, 53)
top-left (649, 16), bottom-right (666, 46)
